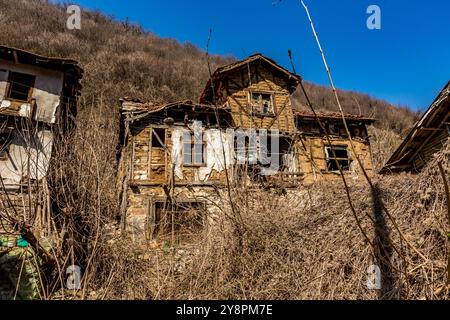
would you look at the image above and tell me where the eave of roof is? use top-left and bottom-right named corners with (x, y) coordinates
top-left (295, 110), bottom-right (376, 123)
top-left (120, 98), bottom-right (230, 118)
top-left (380, 81), bottom-right (450, 174)
top-left (213, 53), bottom-right (300, 80)
top-left (0, 45), bottom-right (83, 76)
top-left (199, 54), bottom-right (301, 104)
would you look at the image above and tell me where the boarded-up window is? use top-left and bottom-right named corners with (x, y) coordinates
top-left (6, 72), bottom-right (35, 102)
top-left (151, 128), bottom-right (166, 148)
top-left (183, 132), bottom-right (205, 166)
top-left (325, 146), bottom-right (351, 171)
top-left (251, 92), bottom-right (274, 115)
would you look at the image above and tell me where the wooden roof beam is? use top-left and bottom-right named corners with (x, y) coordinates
top-left (420, 127), bottom-right (445, 131)
top-left (407, 111), bottom-right (450, 164)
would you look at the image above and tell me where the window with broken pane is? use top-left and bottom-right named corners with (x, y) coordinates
top-left (149, 200), bottom-right (206, 239)
top-left (325, 146), bottom-right (351, 171)
top-left (6, 72), bottom-right (35, 102)
top-left (151, 128), bottom-right (166, 148)
top-left (251, 92), bottom-right (274, 115)
top-left (0, 132), bottom-right (12, 161)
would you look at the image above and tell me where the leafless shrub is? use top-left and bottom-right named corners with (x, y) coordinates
top-left (0, 0), bottom-right (436, 301)
top-left (368, 126), bottom-right (403, 172)
top-left (90, 151), bottom-right (448, 300)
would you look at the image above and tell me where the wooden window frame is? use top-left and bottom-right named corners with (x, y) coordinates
top-left (147, 198), bottom-right (207, 239)
top-left (5, 71), bottom-right (36, 103)
top-left (248, 91), bottom-right (276, 117)
top-left (183, 133), bottom-right (207, 167)
top-left (324, 145), bottom-right (352, 172)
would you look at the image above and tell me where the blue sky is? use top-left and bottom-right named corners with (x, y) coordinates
top-left (58, 0), bottom-right (449, 111)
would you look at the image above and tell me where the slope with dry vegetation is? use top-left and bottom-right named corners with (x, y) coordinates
top-left (0, 1), bottom-right (418, 130)
top-left (2, 0), bottom-right (447, 300)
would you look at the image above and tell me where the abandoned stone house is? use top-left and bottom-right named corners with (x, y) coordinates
top-left (0, 46), bottom-right (83, 192)
top-left (117, 54), bottom-right (376, 240)
top-left (381, 81), bottom-right (450, 173)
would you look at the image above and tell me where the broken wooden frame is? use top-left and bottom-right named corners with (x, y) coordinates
top-left (381, 81), bottom-right (450, 173)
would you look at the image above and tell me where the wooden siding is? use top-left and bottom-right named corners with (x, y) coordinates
top-left (223, 64), bottom-right (296, 134)
top-left (296, 137), bottom-right (373, 184)
top-left (412, 129), bottom-right (449, 170)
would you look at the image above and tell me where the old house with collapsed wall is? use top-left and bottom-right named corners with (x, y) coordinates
top-left (117, 54), bottom-right (376, 240)
top-left (0, 47), bottom-right (83, 300)
top-left (381, 81), bottom-right (450, 173)
top-left (0, 46), bottom-right (83, 225)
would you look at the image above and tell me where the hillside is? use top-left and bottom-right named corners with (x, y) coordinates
top-left (0, 0), bottom-right (419, 136)
top-left (2, 1), bottom-right (449, 302)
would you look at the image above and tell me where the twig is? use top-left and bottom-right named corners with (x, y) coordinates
top-left (299, 0), bottom-right (426, 263)
top-left (437, 161), bottom-right (450, 284)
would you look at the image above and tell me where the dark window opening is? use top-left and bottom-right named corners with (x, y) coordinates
top-left (6, 72), bottom-right (35, 102)
top-left (251, 92), bottom-right (274, 115)
top-left (325, 146), bottom-right (351, 171)
top-left (349, 125), bottom-right (368, 139)
top-left (279, 138), bottom-right (295, 171)
top-left (0, 133), bottom-right (11, 161)
top-left (151, 128), bottom-right (166, 148)
top-left (149, 201), bottom-right (206, 239)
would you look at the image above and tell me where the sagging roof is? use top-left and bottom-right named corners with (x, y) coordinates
top-left (121, 98), bottom-right (376, 129)
top-left (381, 81), bottom-right (450, 174)
top-left (120, 98), bottom-right (231, 123)
top-left (0, 45), bottom-right (83, 79)
top-left (200, 53), bottom-right (302, 104)
top-left (295, 111), bottom-right (376, 123)
top-left (0, 46), bottom-right (84, 111)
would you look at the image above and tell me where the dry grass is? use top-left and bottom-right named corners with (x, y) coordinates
top-left (368, 126), bottom-right (403, 172)
top-left (1, 102), bottom-right (441, 300)
top-left (0, 0), bottom-right (440, 300)
top-left (91, 143), bottom-right (450, 300)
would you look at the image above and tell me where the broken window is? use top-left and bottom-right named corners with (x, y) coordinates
top-left (151, 128), bottom-right (166, 148)
top-left (183, 132), bottom-right (205, 166)
top-left (0, 132), bottom-right (11, 161)
top-left (6, 72), bottom-right (35, 102)
top-left (250, 92), bottom-right (274, 115)
top-left (279, 138), bottom-right (296, 172)
top-left (325, 146), bottom-right (351, 171)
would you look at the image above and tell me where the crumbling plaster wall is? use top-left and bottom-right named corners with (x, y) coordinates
top-left (171, 121), bottom-right (234, 182)
top-left (0, 60), bottom-right (64, 123)
top-left (0, 129), bottom-right (53, 191)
